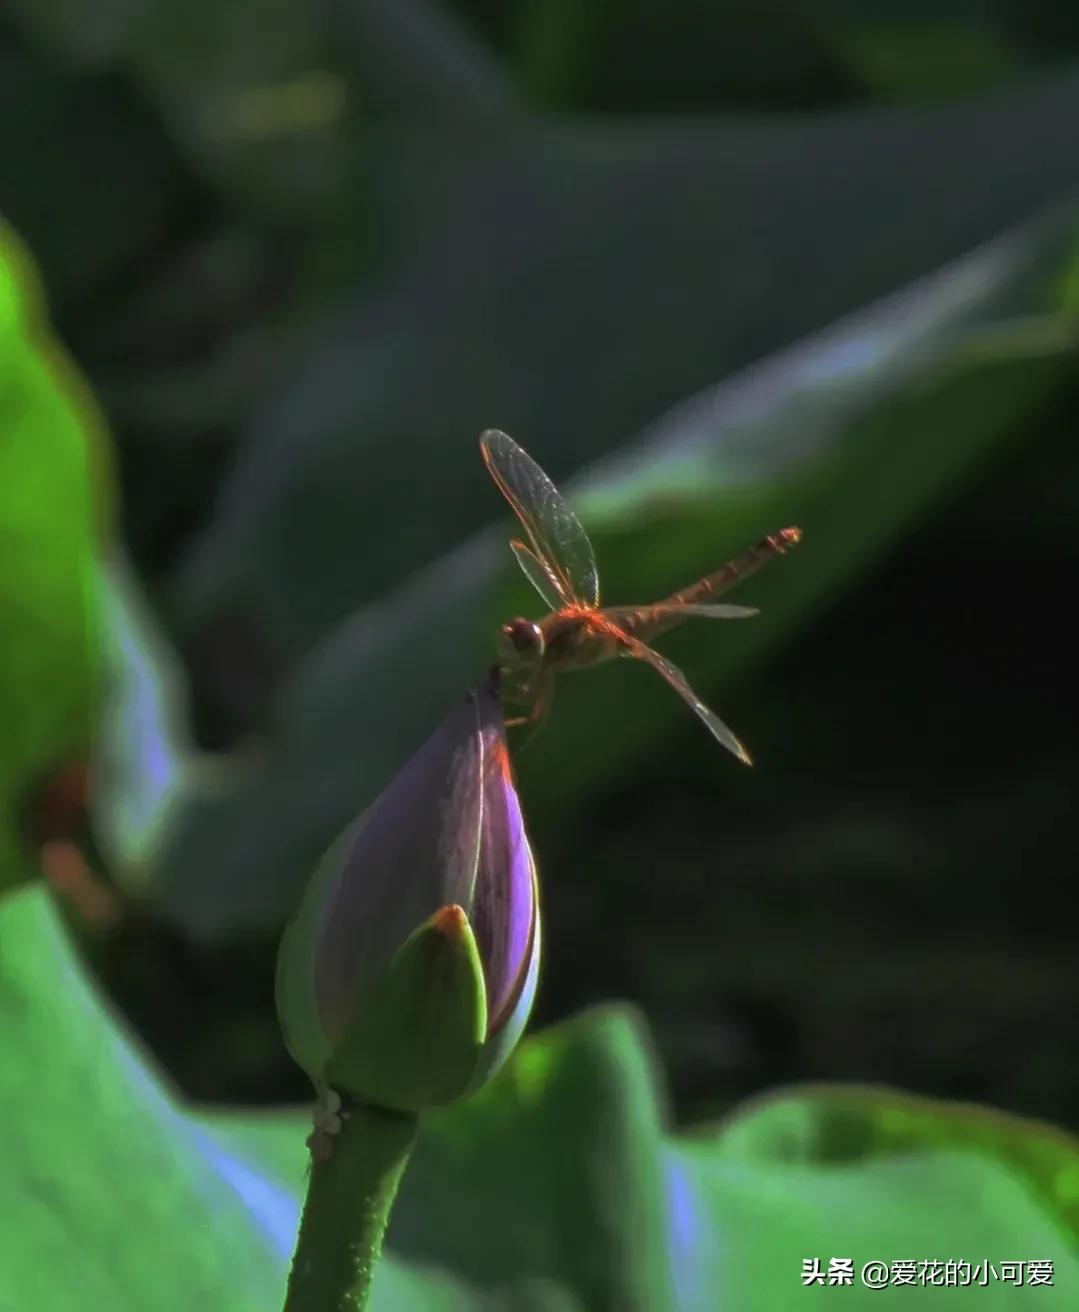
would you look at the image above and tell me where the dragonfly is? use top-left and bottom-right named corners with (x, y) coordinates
top-left (481, 429), bottom-right (801, 765)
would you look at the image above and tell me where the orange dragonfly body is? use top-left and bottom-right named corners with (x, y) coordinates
top-left (481, 429), bottom-right (801, 764)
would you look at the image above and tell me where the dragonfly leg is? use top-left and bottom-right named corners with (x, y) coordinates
top-left (497, 667), bottom-right (555, 739)
top-left (500, 671), bottom-right (534, 728)
top-left (529, 673), bottom-right (555, 724)
top-left (513, 674), bottom-right (555, 752)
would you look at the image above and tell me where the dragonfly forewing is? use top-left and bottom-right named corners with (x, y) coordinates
top-left (604, 601), bottom-right (758, 646)
top-left (481, 429), bottom-right (600, 608)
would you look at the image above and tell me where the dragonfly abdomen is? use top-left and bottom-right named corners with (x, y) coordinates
top-left (617, 527), bottom-right (802, 645)
top-left (663, 527), bottom-right (801, 609)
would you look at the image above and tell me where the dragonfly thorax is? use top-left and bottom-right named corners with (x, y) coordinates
top-left (497, 618), bottom-right (545, 667)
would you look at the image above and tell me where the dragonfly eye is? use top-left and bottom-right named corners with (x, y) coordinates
top-left (497, 618), bottom-right (544, 665)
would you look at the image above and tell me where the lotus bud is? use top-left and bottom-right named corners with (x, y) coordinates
top-left (276, 673), bottom-right (539, 1116)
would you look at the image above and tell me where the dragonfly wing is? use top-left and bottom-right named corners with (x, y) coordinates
top-left (616, 628), bottom-right (753, 765)
top-left (607, 602), bottom-right (759, 624)
top-left (481, 429), bottom-right (600, 607)
top-left (666, 603), bottom-right (759, 619)
top-left (510, 539), bottom-right (566, 612)
top-left (603, 600), bottom-right (759, 648)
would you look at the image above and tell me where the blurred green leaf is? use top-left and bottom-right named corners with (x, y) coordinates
top-left (330, 0), bottom-right (516, 118)
top-left (0, 884), bottom-right (286, 1309)
top-left (716, 1082), bottom-right (1079, 1243)
top-left (0, 882), bottom-right (574, 1311)
top-left (0, 41), bottom-right (189, 308)
top-left (512, 0), bottom-right (858, 112)
top-left (88, 552), bottom-right (222, 901)
top-left (204, 1004), bottom-right (1079, 1310)
top-left (791, 0), bottom-right (1079, 98)
top-left (822, 21), bottom-right (1021, 100)
top-left (676, 1128), bottom-right (1079, 1307)
top-left (395, 1008), bottom-right (677, 1309)
top-left (406, 1013), bottom-right (1079, 1308)
top-left (9, 884), bottom-right (1075, 1310)
top-left (0, 0), bottom-right (148, 62)
top-left (5, 0), bottom-right (345, 215)
top-left (0, 224), bottom-right (109, 891)
top-left (158, 204), bottom-right (1078, 937)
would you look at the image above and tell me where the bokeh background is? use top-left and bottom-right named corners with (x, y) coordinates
top-left (3, 0), bottom-right (1079, 1145)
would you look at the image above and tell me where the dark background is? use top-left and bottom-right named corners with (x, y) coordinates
top-left (3, 0), bottom-right (1078, 1130)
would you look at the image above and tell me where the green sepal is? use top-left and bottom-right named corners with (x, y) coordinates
top-left (325, 904), bottom-right (488, 1113)
top-left (275, 813), bottom-right (370, 1085)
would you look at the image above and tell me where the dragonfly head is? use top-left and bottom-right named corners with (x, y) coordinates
top-left (497, 618), bottom-right (545, 668)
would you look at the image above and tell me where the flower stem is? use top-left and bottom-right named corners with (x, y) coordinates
top-left (283, 1101), bottom-right (419, 1312)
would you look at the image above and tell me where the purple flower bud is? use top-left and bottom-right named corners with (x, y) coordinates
top-left (276, 673), bottom-right (540, 1108)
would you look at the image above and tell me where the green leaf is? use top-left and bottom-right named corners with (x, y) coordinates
top-left (400, 1011), bottom-right (1079, 1308)
top-left (329, 0), bottom-right (516, 118)
top-left (678, 1081), bottom-right (1079, 1307)
top-left (204, 1005), bottom-right (1079, 1311)
top-left (206, 1006), bottom-right (677, 1312)
top-left (823, 20), bottom-right (1021, 100)
top-left (395, 1007), bottom-right (677, 1311)
top-left (86, 552), bottom-right (232, 903)
top-left (715, 1081), bottom-right (1079, 1245)
top-left (0, 223), bottom-right (109, 891)
top-left (0, 884), bottom-right (287, 1309)
top-left (0, 882), bottom-right (573, 1311)
top-left (5, 0), bottom-right (346, 216)
top-left (0, 44), bottom-right (189, 307)
top-left (511, 0), bottom-right (857, 112)
top-left (672, 1139), bottom-right (1079, 1307)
